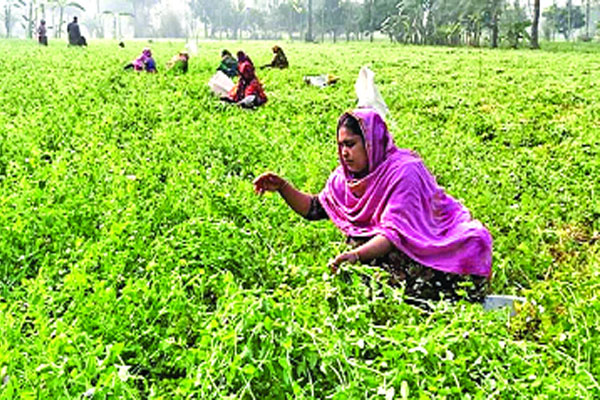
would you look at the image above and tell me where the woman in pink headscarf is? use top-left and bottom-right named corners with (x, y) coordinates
top-left (254, 108), bottom-right (492, 303)
top-left (124, 48), bottom-right (157, 73)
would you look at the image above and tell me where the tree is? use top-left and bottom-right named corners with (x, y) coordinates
top-left (541, 4), bottom-right (559, 40)
top-left (84, 0), bottom-right (103, 38)
top-left (381, 3), bottom-right (409, 42)
top-left (562, 0), bottom-right (585, 39)
top-left (530, 0), bottom-right (539, 48)
top-left (189, 0), bottom-right (215, 38)
top-left (229, 0), bottom-right (246, 39)
top-left (7, 0), bottom-right (46, 39)
top-left (19, 0), bottom-right (36, 39)
top-left (271, 0), bottom-right (305, 40)
top-left (242, 7), bottom-right (264, 38)
top-left (306, 0), bottom-right (313, 41)
top-left (159, 9), bottom-right (184, 37)
top-left (483, 0), bottom-right (503, 47)
top-left (542, 2), bottom-right (584, 40)
top-left (102, 10), bottom-right (133, 39)
top-left (127, 0), bottom-right (159, 38)
top-left (499, 0), bottom-right (530, 48)
top-left (2, 1), bottom-right (14, 38)
top-left (323, 0), bottom-right (341, 41)
top-left (50, 0), bottom-right (85, 38)
top-left (1, 0), bottom-right (17, 38)
top-left (339, 0), bottom-right (361, 40)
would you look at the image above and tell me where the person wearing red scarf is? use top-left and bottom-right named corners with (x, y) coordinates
top-left (225, 51), bottom-right (267, 108)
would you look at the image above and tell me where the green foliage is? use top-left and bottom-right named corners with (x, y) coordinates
top-left (542, 2), bottom-right (585, 41)
top-left (158, 10), bottom-right (185, 39)
top-left (0, 40), bottom-right (599, 399)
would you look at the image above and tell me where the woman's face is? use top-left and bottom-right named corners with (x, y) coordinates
top-left (338, 126), bottom-right (368, 175)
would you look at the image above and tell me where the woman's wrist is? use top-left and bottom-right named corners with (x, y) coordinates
top-left (278, 180), bottom-right (289, 193)
top-left (351, 250), bottom-right (361, 263)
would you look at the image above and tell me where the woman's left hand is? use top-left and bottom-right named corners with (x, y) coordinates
top-left (329, 251), bottom-right (360, 274)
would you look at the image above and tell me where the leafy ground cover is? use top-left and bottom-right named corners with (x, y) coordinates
top-left (0, 39), bottom-right (599, 399)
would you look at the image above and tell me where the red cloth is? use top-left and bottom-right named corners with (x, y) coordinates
top-left (228, 60), bottom-right (267, 105)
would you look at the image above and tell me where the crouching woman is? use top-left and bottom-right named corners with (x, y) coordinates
top-left (253, 108), bottom-right (492, 303)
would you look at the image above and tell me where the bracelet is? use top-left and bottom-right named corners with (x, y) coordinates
top-left (278, 180), bottom-right (289, 192)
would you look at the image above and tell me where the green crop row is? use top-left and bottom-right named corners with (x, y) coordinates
top-left (0, 39), bottom-right (598, 399)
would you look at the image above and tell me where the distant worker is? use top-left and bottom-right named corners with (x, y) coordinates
top-left (67, 16), bottom-right (86, 46)
top-left (37, 20), bottom-right (48, 46)
top-left (166, 51), bottom-right (190, 74)
top-left (261, 45), bottom-right (288, 69)
top-left (124, 48), bottom-right (157, 73)
top-left (223, 51), bottom-right (267, 108)
top-left (145, 53), bottom-right (157, 73)
top-left (217, 50), bottom-right (238, 78)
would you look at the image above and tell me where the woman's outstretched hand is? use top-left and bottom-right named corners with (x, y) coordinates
top-left (329, 251), bottom-right (360, 274)
top-left (253, 172), bottom-right (288, 195)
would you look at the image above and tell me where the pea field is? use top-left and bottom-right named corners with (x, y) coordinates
top-left (0, 39), bottom-right (599, 399)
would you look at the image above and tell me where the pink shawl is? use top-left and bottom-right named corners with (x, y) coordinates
top-left (132, 48), bottom-right (152, 71)
top-left (318, 109), bottom-right (492, 277)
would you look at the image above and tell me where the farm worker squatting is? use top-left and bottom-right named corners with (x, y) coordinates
top-left (217, 50), bottom-right (238, 78)
top-left (124, 48), bottom-right (157, 73)
top-left (260, 45), bottom-right (289, 69)
top-left (223, 51), bottom-right (267, 108)
top-left (254, 107), bottom-right (492, 304)
top-left (166, 51), bottom-right (190, 74)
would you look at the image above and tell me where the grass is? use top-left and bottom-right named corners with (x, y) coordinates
top-left (0, 38), bottom-right (599, 399)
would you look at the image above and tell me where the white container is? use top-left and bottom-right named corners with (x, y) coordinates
top-left (483, 295), bottom-right (526, 316)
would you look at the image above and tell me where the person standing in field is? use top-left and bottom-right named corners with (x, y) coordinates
top-left (217, 50), bottom-right (238, 78)
top-left (67, 16), bottom-right (86, 46)
top-left (37, 20), bottom-right (48, 46)
top-left (253, 108), bottom-right (492, 304)
top-left (260, 45), bottom-right (288, 69)
top-left (223, 51), bottom-right (267, 108)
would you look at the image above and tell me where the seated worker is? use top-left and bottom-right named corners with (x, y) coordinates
top-left (261, 45), bottom-right (288, 69)
top-left (124, 48), bottom-right (157, 73)
top-left (217, 50), bottom-right (238, 78)
top-left (167, 50), bottom-right (190, 74)
top-left (145, 53), bottom-right (157, 73)
top-left (253, 109), bottom-right (492, 303)
top-left (222, 51), bottom-right (267, 108)
top-left (67, 16), bottom-right (86, 46)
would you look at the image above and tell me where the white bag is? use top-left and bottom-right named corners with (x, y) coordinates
top-left (355, 66), bottom-right (389, 120)
top-left (304, 74), bottom-right (328, 88)
top-left (304, 74), bottom-right (339, 88)
top-left (208, 71), bottom-right (234, 97)
top-left (185, 41), bottom-right (199, 56)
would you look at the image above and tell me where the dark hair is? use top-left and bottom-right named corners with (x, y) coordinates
top-left (221, 49), bottom-right (231, 57)
top-left (339, 114), bottom-right (364, 140)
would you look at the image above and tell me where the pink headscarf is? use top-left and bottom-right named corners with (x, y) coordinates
top-left (318, 108), bottom-right (492, 277)
top-left (132, 48), bottom-right (152, 70)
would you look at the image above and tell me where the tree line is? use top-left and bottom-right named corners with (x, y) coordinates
top-left (1, 0), bottom-right (597, 48)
